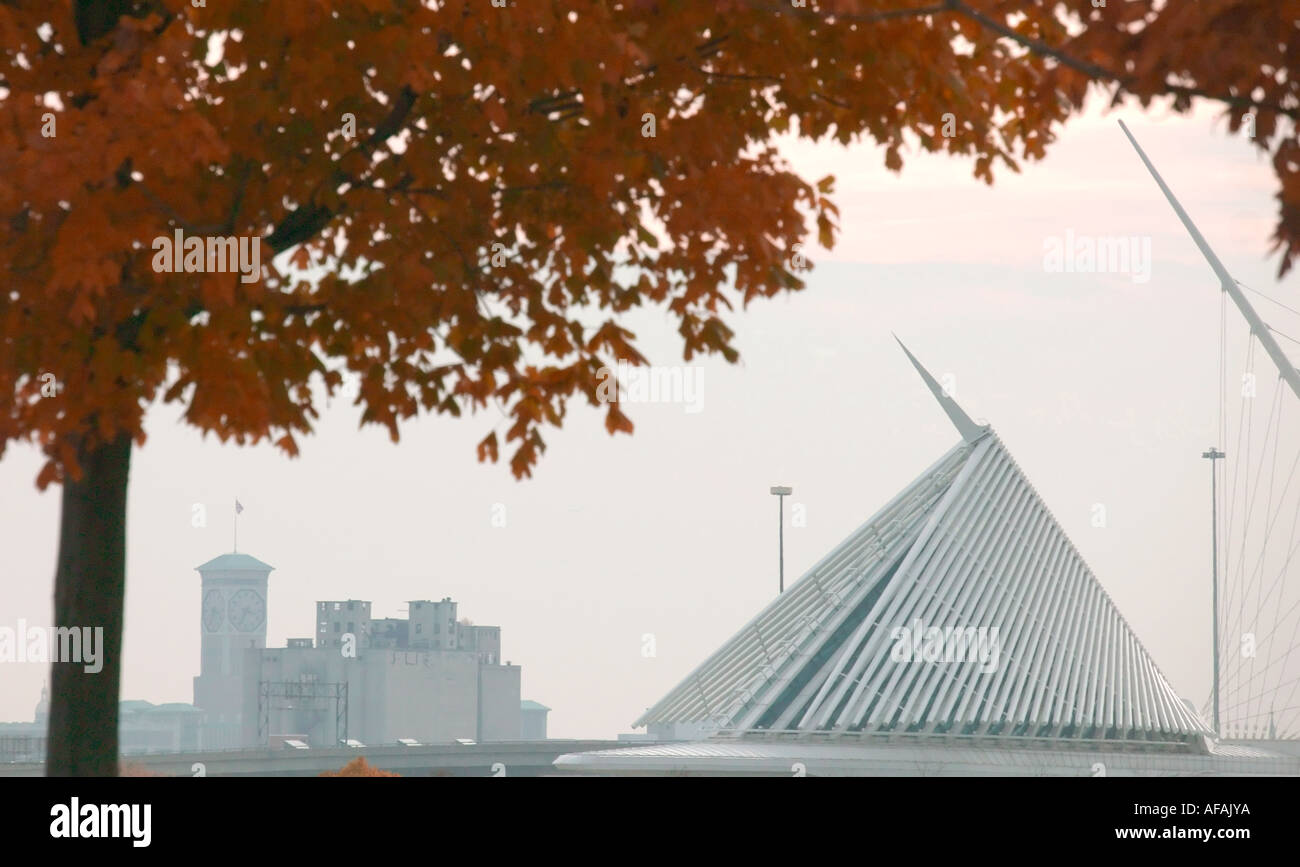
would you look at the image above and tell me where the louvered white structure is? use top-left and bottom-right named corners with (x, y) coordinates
top-left (632, 340), bottom-right (1209, 746)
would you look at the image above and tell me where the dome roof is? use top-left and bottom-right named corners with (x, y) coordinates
top-left (195, 552), bottom-right (274, 573)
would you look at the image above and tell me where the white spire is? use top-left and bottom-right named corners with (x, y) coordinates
top-left (894, 335), bottom-right (988, 443)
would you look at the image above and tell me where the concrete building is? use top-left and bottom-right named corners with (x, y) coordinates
top-left (193, 552), bottom-right (273, 749)
top-left (118, 700), bottom-right (205, 753)
top-left (243, 597), bottom-right (521, 748)
top-left (520, 700), bottom-right (550, 740)
top-left (6, 555), bottom-right (542, 765)
top-left (0, 688), bottom-right (206, 760)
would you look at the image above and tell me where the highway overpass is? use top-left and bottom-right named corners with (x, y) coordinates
top-left (0, 739), bottom-right (633, 777)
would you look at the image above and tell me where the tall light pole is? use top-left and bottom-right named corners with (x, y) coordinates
top-left (1202, 446), bottom-right (1225, 736)
top-left (770, 486), bottom-right (792, 593)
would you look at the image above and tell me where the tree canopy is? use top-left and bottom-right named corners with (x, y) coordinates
top-left (2, 1), bottom-right (1295, 481)
top-left (0, 0), bottom-right (1154, 481)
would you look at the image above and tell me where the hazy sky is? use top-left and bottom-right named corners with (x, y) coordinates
top-left (3, 94), bottom-right (1298, 739)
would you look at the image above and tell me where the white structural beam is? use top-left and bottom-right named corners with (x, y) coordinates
top-left (1118, 119), bottom-right (1300, 404)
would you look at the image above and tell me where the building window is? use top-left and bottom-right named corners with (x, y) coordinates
top-left (333, 603), bottom-right (341, 611)
top-left (415, 623), bottom-right (422, 634)
top-left (334, 623), bottom-right (341, 633)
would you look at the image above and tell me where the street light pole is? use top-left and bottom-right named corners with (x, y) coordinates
top-left (770, 486), bottom-right (792, 594)
top-left (1202, 446), bottom-right (1225, 737)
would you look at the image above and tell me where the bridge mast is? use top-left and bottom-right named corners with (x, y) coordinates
top-left (1118, 119), bottom-right (1300, 403)
top-left (1119, 119), bottom-right (1300, 739)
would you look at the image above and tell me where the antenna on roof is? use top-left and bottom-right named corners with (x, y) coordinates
top-left (893, 335), bottom-right (988, 444)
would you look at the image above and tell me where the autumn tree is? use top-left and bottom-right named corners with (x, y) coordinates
top-left (1, 0), bottom-right (1293, 776)
top-left (321, 757), bottom-right (400, 777)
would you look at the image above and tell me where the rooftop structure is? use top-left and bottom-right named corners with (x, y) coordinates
top-left (631, 341), bottom-right (1207, 746)
top-left (558, 341), bottom-right (1300, 775)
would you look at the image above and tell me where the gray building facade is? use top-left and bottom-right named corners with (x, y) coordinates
top-left (243, 597), bottom-right (520, 747)
top-left (520, 700), bottom-right (550, 740)
top-left (193, 553), bottom-right (274, 749)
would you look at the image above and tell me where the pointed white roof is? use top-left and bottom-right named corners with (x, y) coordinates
top-left (635, 345), bottom-right (1209, 743)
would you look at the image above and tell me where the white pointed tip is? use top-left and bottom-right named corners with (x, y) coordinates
top-left (894, 337), bottom-right (987, 444)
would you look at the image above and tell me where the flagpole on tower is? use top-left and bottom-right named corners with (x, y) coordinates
top-left (234, 498), bottom-right (244, 552)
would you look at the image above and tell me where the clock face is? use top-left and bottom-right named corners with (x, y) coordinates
top-left (228, 589), bottom-right (266, 633)
top-left (202, 590), bottom-right (226, 632)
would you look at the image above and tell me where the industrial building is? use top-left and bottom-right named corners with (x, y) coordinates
top-left (2, 554), bottom-right (545, 765)
top-left (191, 550), bottom-right (528, 748)
top-left (242, 596), bottom-right (521, 747)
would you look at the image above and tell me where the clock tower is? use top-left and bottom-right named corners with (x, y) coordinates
top-left (194, 552), bottom-right (273, 749)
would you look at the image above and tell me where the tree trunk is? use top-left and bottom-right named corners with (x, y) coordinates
top-left (45, 433), bottom-right (132, 776)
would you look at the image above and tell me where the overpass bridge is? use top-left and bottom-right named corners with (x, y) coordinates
top-left (0, 739), bottom-right (634, 777)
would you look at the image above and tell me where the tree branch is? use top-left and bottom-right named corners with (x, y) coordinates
top-left (263, 86), bottom-right (419, 254)
top-left (945, 0), bottom-right (1299, 121)
top-left (741, 1), bottom-right (949, 23)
